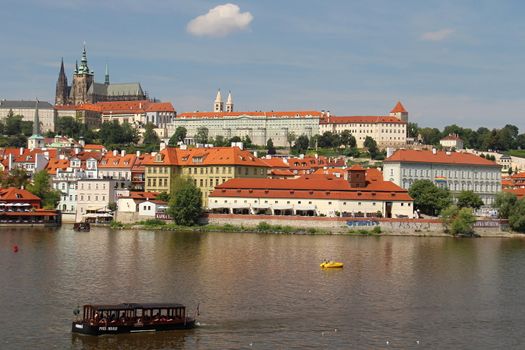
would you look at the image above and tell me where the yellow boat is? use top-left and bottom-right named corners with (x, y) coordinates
top-left (320, 261), bottom-right (344, 268)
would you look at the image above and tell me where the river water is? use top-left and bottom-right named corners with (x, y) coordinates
top-left (1, 226), bottom-right (525, 349)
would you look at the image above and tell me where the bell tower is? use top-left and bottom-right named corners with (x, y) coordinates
top-left (71, 44), bottom-right (94, 105)
top-left (214, 89), bottom-right (224, 112)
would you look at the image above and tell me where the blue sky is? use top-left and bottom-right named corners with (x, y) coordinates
top-left (2, 0), bottom-right (525, 130)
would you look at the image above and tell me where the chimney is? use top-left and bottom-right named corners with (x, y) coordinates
top-left (113, 149), bottom-right (118, 156)
top-left (253, 151), bottom-right (258, 158)
top-left (8, 154), bottom-right (13, 170)
top-left (386, 147), bottom-right (394, 158)
top-left (121, 149), bottom-right (126, 157)
top-left (446, 151), bottom-right (451, 156)
top-left (74, 147), bottom-right (80, 155)
top-left (432, 148), bottom-right (437, 155)
top-left (160, 141), bottom-right (166, 151)
top-left (136, 150), bottom-right (141, 157)
top-left (19, 147), bottom-right (24, 155)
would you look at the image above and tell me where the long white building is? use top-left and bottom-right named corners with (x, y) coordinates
top-left (319, 102), bottom-right (408, 148)
top-left (383, 149), bottom-right (502, 205)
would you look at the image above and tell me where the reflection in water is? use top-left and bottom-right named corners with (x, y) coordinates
top-left (1, 227), bottom-right (525, 349)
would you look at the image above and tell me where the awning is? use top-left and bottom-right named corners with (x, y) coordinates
top-left (273, 205), bottom-right (293, 210)
top-left (252, 204), bottom-right (271, 210)
top-left (294, 205), bottom-right (316, 211)
top-left (82, 213), bottom-right (113, 218)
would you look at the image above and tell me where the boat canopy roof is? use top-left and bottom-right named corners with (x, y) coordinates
top-left (84, 303), bottom-right (186, 311)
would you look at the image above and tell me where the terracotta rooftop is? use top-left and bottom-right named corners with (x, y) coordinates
top-left (390, 101), bottom-right (407, 113)
top-left (0, 187), bottom-right (40, 201)
top-left (144, 147), bottom-right (269, 167)
top-left (99, 153), bottom-right (137, 168)
top-left (321, 116), bottom-right (406, 124)
top-left (177, 111), bottom-right (322, 119)
top-left (385, 149), bottom-right (500, 167)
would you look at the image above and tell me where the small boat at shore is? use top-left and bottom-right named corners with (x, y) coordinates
top-left (72, 303), bottom-right (196, 335)
top-left (320, 261), bottom-right (344, 269)
top-left (73, 222), bottom-right (90, 232)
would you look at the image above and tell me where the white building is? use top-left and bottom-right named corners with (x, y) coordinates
top-left (440, 134), bottom-right (464, 150)
top-left (75, 178), bottom-right (129, 222)
top-left (168, 110), bottom-right (321, 147)
top-left (383, 149), bottom-right (502, 205)
top-left (209, 166), bottom-right (413, 218)
top-left (319, 102), bottom-right (408, 148)
top-left (138, 199), bottom-right (168, 218)
top-left (0, 100), bottom-right (56, 132)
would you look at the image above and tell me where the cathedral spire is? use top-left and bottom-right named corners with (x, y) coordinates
top-left (105, 63), bottom-right (110, 85)
top-left (55, 58), bottom-right (69, 106)
top-left (78, 43), bottom-right (91, 75)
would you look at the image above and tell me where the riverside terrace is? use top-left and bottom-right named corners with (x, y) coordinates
top-left (0, 187), bottom-right (60, 226)
top-left (209, 165), bottom-right (414, 218)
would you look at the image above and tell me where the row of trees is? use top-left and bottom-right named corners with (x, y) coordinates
top-left (412, 123), bottom-right (525, 151)
top-left (0, 169), bottom-right (61, 210)
top-left (494, 192), bottom-right (525, 233)
top-left (0, 110), bottom-right (34, 147)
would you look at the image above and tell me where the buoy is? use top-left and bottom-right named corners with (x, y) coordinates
top-left (13, 245), bottom-right (19, 253)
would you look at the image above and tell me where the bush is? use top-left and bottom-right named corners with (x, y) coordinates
top-left (372, 226), bottom-right (382, 234)
top-left (110, 220), bottom-right (124, 229)
top-left (256, 222), bottom-right (272, 232)
top-left (441, 205), bottom-right (476, 236)
top-left (142, 219), bottom-right (166, 226)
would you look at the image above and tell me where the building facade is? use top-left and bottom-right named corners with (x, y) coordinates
top-left (209, 167), bottom-right (413, 218)
top-left (0, 100), bottom-right (56, 132)
top-left (383, 149), bottom-right (502, 206)
top-left (144, 146), bottom-right (269, 205)
top-left (319, 102), bottom-right (408, 148)
top-left (167, 111), bottom-right (321, 147)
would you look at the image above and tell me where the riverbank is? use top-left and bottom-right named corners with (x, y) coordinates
top-left (104, 219), bottom-right (523, 238)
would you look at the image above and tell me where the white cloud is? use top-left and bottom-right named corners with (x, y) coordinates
top-left (187, 3), bottom-right (253, 38)
top-left (420, 28), bottom-right (455, 42)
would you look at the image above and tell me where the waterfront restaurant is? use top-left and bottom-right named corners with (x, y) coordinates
top-left (0, 187), bottom-right (61, 226)
top-left (209, 165), bottom-right (413, 218)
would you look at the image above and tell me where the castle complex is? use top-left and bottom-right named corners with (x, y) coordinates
top-left (55, 46), bottom-right (146, 106)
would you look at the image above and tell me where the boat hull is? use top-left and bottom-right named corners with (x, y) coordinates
top-left (320, 262), bottom-right (344, 268)
top-left (71, 319), bottom-right (196, 335)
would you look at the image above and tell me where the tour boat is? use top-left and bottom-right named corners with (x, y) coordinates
top-left (71, 303), bottom-right (196, 335)
top-left (320, 261), bottom-right (344, 268)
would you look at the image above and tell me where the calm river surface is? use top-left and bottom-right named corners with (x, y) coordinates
top-left (1, 226), bottom-right (525, 349)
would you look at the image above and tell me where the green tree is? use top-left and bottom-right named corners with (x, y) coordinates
top-left (456, 190), bottom-right (484, 209)
top-left (195, 127), bottom-right (209, 144)
top-left (340, 130), bottom-right (356, 148)
top-left (169, 126), bottom-right (187, 146)
top-left (286, 132), bottom-right (296, 149)
top-left (267, 138), bottom-right (276, 155)
top-left (242, 135), bottom-right (253, 149)
top-left (294, 134), bottom-right (309, 154)
top-left (142, 123), bottom-right (160, 146)
top-left (419, 127), bottom-right (441, 145)
top-left (0, 167), bottom-right (30, 188)
top-left (167, 176), bottom-right (202, 226)
top-left (211, 135), bottom-right (227, 147)
top-left (441, 205), bottom-right (476, 236)
top-left (56, 116), bottom-right (83, 138)
top-left (509, 198), bottom-right (525, 232)
top-left (364, 136), bottom-right (379, 159)
top-left (156, 192), bottom-right (170, 202)
top-left (408, 180), bottom-right (452, 216)
top-left (494, 191), bottom-right (518, 219)
top-left (27, 170), bottom-right (61, 209)
top-left (408, 122), bottom-right (419, 138)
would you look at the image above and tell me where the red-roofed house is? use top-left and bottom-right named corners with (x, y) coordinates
top-left (209, 168), bottom-right (413, 218)
top-left (99, 100), bottom-right (175, 128)
top-left (440, 134), bottom-right (464, 150)
top-left (383, 149), bottom-right (502, 205)
top-left (319, 102), bottom-right (408, 148)
top-left (144, 146), bottom-right (269, 205)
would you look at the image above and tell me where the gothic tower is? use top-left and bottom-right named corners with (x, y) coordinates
top-left (389, 101), bottom-right (408, 122)
top-left (55, 58), bottom-right (69, 106)
top-left (214, 89), bottom-right (224, 112)
top-left (105, 63), bottom-right (110, 85)
top-left (71, 45), bottom-right (94, 105)
top-left (226, 91), bottom-right (233, 112)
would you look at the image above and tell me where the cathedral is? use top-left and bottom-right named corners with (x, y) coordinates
top-left (55, 46), bottom-right (147, 106)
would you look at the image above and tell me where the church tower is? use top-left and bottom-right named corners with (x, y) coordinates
top-left (71, 45), bottom-right (94, 105)
top-left (105, 63), bottom-right (110, 85)
top-left (226, 91), bottom-right (234, 112)
top-left (389, 101), bottom-right (408, 122)
top-left (28, 100), bottom-right (45, 150)
top-left (214, 89), bottom-right (224, 112)
top-left (55, 58), bottom-right (69, 106)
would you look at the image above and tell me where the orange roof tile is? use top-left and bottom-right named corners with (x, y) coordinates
top-left (385, 149), bottom-right (500, 167)
top-left (144, 147), bottom-right (269, 167)
top-left (211, 174), bottom-right (411, 201)
top-left (0, 187), bottom-right (40, 201)
top-left (321, 116), bottom-right (406, 124)
top-left (390, 101), bottom-right (407, 113)
top-left (177, 111), bottom-right (322, 119)
top-left (45, 158), bottom-right (69, 175)
top-left (504, 188), bottom-right (525, 199)
top-left (99, 154), bottom-right (137, 169)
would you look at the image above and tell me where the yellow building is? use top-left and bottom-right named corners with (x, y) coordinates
top-left (144, 146), bottom-right (269, 206)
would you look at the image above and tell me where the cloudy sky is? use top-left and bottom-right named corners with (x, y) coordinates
top-left (2, 0), bottom-right (525, 129)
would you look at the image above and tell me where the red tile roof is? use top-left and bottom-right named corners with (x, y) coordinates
top-left (211, 174), bottom-right (411, 201)
top-left (99, 154), bottom-right (137, 169)
top-left (321, 116), bottom-right (406, 124)
top-left (83, 144), bottom-right (106, 152)
top-left (385, 149), bottom-right (500, 167)
top-left (441, 134), bottom-right (462, 141)
top-left (0, 187), bottom-right (40, 201)
top-left (144, 147), bottom-right (269, 167)
top-left (177, 111), bottom-right (322, 119)
top-left (45, 158), bottom-right (69, 175)
top-left (390, 101), bottom-right (407, 113)
top-left (504, 188), bottom-right (525, 199)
